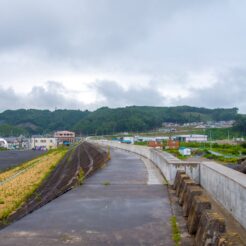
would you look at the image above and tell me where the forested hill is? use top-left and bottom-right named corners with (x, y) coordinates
top-left (0, 106), bottom-right (240, 136)
top-left (0, 109), bottom-right (89, 136)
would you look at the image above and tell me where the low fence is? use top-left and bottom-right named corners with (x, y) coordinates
top-left (95, 140), bottom-right (246, 230)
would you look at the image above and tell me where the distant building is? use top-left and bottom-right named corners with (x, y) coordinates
top-left (148, 141), bottom-right (162, 148)
top-left (0, 138), bottom-right (8, 149)
top-left (4, 137), bottom-right (20, 149)
top-left (54, 131), bottom-right (75, 145)
top-left (31, 137), bottom-right (57, 150)
top-left (135, 136), bottom-right (169, 142)
top-left (155, 136), bottom-right (170, 142)
top-left (122, 137), bottom-right (134, 144)
top-left (179, 147), bottom-right (191, 156)
top-left (174, 134), bottom-right (208, 143)
top-left (195, 125), bottom-right (207, 129)
top-left (233, 137), bottom-right (245, 142)
top-left (135, 136), bottom-right (156, 142)
top-left (21, 138), bottom-right (31, 150)
top-left (167, 140), bottom-right (180, 150)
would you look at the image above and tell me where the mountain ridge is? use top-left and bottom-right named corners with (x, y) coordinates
top-left (0, 106), bottom-right (241, 136)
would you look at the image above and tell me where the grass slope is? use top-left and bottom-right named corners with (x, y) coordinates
top-left (0, 148), bottom-right (68, 221)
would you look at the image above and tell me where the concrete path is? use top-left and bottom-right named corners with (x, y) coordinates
top-left (0, 148), bottom-right (173, 245)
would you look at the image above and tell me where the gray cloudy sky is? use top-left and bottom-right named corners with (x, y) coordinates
top-left (0, 0), bottom-right (246, 112)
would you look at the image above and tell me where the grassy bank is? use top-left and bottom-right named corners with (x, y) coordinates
top-left (0, 148), bottom-right (68, 221)
top-left (165, 142), bottom-right (246, 164)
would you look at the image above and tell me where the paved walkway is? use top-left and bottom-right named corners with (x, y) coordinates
top-left (0, 148), bottom-right (173, 245)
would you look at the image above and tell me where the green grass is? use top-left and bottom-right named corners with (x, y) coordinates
top-left (164, 149), bottom-right (189, 160)
top-left (162, 178), bottom-right (168, 185)
top-left (34, 192), bottom-right (42, 202)
top-left (170, 216), bottom-right (181, 246)
top-left (102, 181), bottom-right (111, 186)
top-left (204, 151), bottom-right (239, 164)
top-left (0, 147), bottom-right (68, 221)
top-left (134, 141), bottom-right (148, 146)
top-left (107, 146), bottom-right (111, 160)
top-left (77, 168), bottom-right (85, 185)
top-left (165, 141), bottom-right (246, 164)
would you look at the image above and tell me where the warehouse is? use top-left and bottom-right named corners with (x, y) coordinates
top-left (31, 137), bottom-right (57, 150)
top-left (174, 134), bottom-right (208, 143)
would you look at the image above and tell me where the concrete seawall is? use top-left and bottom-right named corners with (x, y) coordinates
top-left (200, 162), bottom-right (246, 231)
top-left (95, 140), bottom-right (246, 230)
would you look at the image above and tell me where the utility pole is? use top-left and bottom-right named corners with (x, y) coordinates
top-left (210, 130), bottom-right (212, 149)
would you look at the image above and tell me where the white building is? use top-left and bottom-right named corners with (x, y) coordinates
top-left (122, 137), bottom-right (134, 144)
top-left (174, 134), bottom-right (208, 143)
top-left (31, 137), bottom-right (57, 150)
top-left (179, 147), bottom-right (191, 156)
top-left (135, 136), bottom-right (169, 142)
top-left (0, 138), bottom-right (8, 149)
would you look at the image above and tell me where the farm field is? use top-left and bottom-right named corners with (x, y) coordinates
top-left (0, 150), bottom-right (44, 171)
top-left (0, 148), bottom-right (68, 222)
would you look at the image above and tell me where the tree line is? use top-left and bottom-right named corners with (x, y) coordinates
top-left (0, 106), bottom-right (241, 137)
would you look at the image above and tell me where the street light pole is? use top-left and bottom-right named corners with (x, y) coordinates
top-left (210, 130), bottom-right (212, 149)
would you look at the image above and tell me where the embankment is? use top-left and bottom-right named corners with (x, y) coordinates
top-left (0, 141), bottom-right (108, 228)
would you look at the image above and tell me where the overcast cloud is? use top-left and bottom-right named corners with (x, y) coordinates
top-left (0, 0), bottom-right (245, 112)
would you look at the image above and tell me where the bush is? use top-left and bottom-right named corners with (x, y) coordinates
top-left (212, 143), bottom-right (219, 148)
top-left (241, 150), bottom-right (246, 155)
top-left (240, 142), bottom-right (246, 148)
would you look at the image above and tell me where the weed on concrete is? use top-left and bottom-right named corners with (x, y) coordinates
top-left (170, 216), bottom-right (181, 246)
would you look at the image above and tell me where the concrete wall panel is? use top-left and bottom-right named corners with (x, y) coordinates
top-left (200, 162), bottom-right (246, 230)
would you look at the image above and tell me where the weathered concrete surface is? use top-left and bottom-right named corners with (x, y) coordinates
top-left (176, 174), bottom-right (190, 197)
top-left (183, 186), bottom-right (203, 217)
top-left (187, 195), bottom-right (212, 234)
top-left (140, 156), bottom-right (164, 185)
top-left (200, 161), bottom-right (246, 230)
top-left (173, 170), bottom-right (185, 190)
top-left (178, 179), bottom-right (197, 205)
top-left (173, 168), bottom-right (246, 244)
top-left (195, 211), bottom-right (226, 246)
top-left (0, 148), bottom-right (173, 245)
top-left (215, 232), bottom-right (245, 245)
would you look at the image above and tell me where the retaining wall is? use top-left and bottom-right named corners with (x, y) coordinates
top-left (200, 162), bottom-right (246, 230)
top-left (95, 140), bottom-right (246, 230)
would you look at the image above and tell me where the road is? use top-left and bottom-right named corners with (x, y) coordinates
top-left (207, 150), bottom-right (223, 157)
top-left (0, 150), bottom-right (44, 171)
top-left (0, 148), bottom-right (173, 245)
